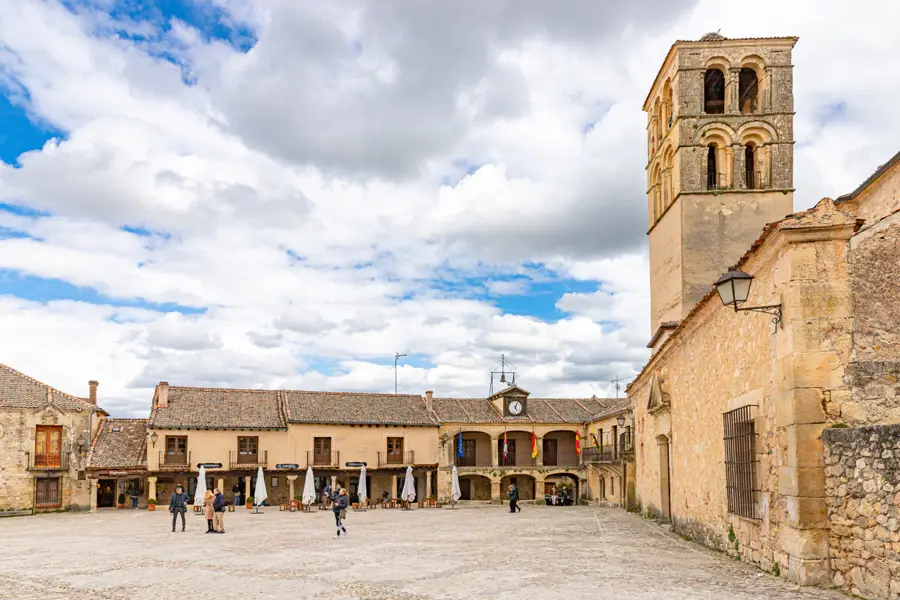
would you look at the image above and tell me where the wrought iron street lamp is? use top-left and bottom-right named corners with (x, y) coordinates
top-left (150, 431), bottom-right (158, 448)
top-left (714, 268), bottom-right (782, 326)
top-left (617, 415), bottom-right (626, 427)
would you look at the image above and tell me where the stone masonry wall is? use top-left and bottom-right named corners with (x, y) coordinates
top-left (824, 425), bottom-right (900, 599)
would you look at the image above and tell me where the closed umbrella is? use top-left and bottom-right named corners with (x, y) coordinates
top-left (253, 465), bottom-right (268, 513)
top-left (358, 465), bottom-right (368, 506)
top-left (451, 465), bottom-right (462, 509)
top-left (302, 466), bottom-right (316, 509)
top-left (400, 465), bottom-right (416, 505)
top-left (193, 465), bottom-right (207, 508)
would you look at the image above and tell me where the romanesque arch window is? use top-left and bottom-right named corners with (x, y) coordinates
top-left (663, 147), bottom-right (675, 206)
top-left (739, 68), bottom-right (759, 114)
top-left (704, 69), bottom-right (725, 114)
top-left (654, 98), bottom-right (663, 140)
top-left (707, 144), bottom-right (719, 189)
top-left (745, 144), bottom-right (757, 189)
top-left (662, 80), bottom-right (673, 129)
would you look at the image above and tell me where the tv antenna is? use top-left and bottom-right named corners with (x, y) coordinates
top-left (394, 353), bottom-right (407, 394)
top-left (489, 354), bottom-right (517, 396)
top-left (611, 375), bottom-right (624, 399)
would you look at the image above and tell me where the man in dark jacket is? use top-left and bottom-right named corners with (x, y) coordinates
top-left (333, 488), bottom-right (349, 538)
top-left (212, 488), bottom-right (226, 534)
top-left (232, 482), bottom-right (242, 507)
top-left (508, 484), bottom-right (521, 513)
top-left (169, 485), bottom-right (190, 532)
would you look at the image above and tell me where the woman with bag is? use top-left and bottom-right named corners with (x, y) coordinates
top-left (204, 489), bottom-right (215, 533)
top-left (333, 487), bottom-right (349, 538)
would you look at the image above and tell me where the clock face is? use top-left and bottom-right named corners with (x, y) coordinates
top-left (508, 400), bottom-right (523, 416)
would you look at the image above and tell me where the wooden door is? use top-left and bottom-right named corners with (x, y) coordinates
top-left (542, 438), bottom-right (558, 466)
top-left (459, 479), bottom-right (471, 501)
top-left (238, 436), bottom-right (258, 463)
top-left (34, 426), bottom-right (62, 468)
top-left (387, 437), bottom-right (403, 464)
top-left (314, 437), bottom-right (331, 465)
top-left (498, 438), bottom-right (516, 466)
top-left (460, 439), bottom-right (476, 467)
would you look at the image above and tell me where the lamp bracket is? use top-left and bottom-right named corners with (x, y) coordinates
top-left (734, 303), bottom-right (783, 327)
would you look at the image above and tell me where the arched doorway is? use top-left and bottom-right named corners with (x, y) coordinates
top-left (500, 474), bottom-right (536, 500)
top-left (657, 435), bottom-right (671, 522)
top-left (458, 475), bottom-right (491, 501)
top-left (544, 472), bottom-right (579, 505)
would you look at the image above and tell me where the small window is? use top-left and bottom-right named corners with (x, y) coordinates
top-left (745, 145), bottom-right (757, 189)
top-left (739, 68), bottom-right (759, 114)
top-left (704, 69), bottom-right (726, 114)
top-left (723, 405), bottom-right (758, 519)
top-left (611, 477), bottom-right (615, 495)
top-left (35, 477), bottom-right (61, 508)
top-left (111, 426), bottom-right (121, 432)
top-left (707, 145), bottom-right (719, 190)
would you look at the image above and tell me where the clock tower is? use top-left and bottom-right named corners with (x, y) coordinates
top-left (489, 385), bottom-right (530, 418)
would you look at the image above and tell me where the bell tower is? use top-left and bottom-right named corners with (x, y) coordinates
top-left (644, 33), bottom-right (797, 350)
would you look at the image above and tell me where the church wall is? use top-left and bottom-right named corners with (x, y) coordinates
top-left (649, 201), bottom-right (684, 330)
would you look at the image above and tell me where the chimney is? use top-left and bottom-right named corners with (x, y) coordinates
top-left (88, 380), bottom-right (99, 405)
top-left (425, 390), bottom-right (433, 414)
top-left (156, 381), bottom-right (169, 409)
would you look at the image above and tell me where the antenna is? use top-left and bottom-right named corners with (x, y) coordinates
top-left (611, 376), bottom-right (623, 399)
top-left (489, 354), bottom-right (518, 396)
top-left (394, 353), bottom-right (407, 394)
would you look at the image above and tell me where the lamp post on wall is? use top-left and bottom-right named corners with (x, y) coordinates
top-left (714, 268), bottom-right (783, 327)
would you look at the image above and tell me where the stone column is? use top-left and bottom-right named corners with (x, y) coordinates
top-left (217, 478), bottom-right (224, 494)
top-left (535, 477), bottom-right (545, 502)
top-left (491, 437), bottom-right (499, 467)
top-left (89, 478), bottom-right (98, 513)
top-left (536, 437), bottom-right (544, 467)
top-left (727, 68), bottom-right (740, 114)
top-left (330, 475), bottom-right (337, 492)
top-left (391, 474), bottom-right (398, 498)
top-left (491, 479), bottom-right (501, 502)
top-left (244, 476), bottom-right (251, 501)
top-left (425, 470), bottom-right (432, 499)
top-left (147, 476), bottom-right (157, 503)
top-left (732, 144), bottom-right (745, 190)
top-left (287, 475), bottom-right (297, 503)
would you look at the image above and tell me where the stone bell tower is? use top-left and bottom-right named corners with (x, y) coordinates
top-left (644, 33), bottom-right (797, 350)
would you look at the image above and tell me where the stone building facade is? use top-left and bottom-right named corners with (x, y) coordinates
top-left (645, 34), bottom-right (796, 341)
top-left (631, 33), bottom-right (900, 590)
top-left (584, 398), bottom-right (635, 508)
top-left (0, 364), bottom-right (106, 512)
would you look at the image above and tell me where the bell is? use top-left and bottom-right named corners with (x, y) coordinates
top-left (500, 373), bottom-right (506, 383)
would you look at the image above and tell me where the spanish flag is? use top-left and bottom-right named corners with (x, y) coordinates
top-left (590, 424), bottom-right (600, 449)
top-left (575, 431), bottom-right (581, 456)
top-left (531, 429), bottom-right (538, 459)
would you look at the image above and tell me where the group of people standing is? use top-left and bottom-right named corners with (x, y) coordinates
top-left (167, 485), bottom-right (226, 533)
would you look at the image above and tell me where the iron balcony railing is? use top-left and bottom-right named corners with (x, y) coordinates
top-left (229, 450), bottom-right (267, 470)
top-left (498, 455), bottom-right (536, 468)
top-left (707, 172), bottom-right (727, 190)
top-left (584, 433), bottom-right (633, 463)
top-left (377, 451), bottom-right (414, 467)
top-left (27, 449), bottom-right (70, 471)
top-left (454, 454), bottom-right (492, 468)
top-left (159, 451), bottom-right (191, 470)
top-left (307, 451), bottom-right (339, 468)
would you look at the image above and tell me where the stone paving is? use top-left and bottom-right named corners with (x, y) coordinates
top-left (0, 505), bottom-right (849, 599)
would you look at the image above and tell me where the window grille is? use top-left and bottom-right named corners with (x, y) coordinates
top-left (723, 405), bottom-right (759, 519)
top-left (35, 477), bottom-right (61, 509)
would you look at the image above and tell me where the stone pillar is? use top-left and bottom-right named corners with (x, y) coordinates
top-left (147, 476), bottom-right (157, 503)
top-left (535, 477), bottom-right (545, 502)
top-left (244, 476), bottom-right (251, 501)
top-left (217, 478), bottom-right (224, 494)
top-left (391, 475), bottom-right (398, 498)
top-left (425, 470), bottom-right (432, 499)
top-left (727, 68), bottom-right (740, 114)
top-left (287, 475), bottom-right (297, 503)
top-left (536, 437), bottom-right (544, 467)
top-left (330, 475), bottom-right (337, 492)
top-left (491, 437), bottom-right (499, 467)
top-left (732, 143), bottom-right (745, 190)
top-left (491, 479), bottom-right (501, 502)
top-left (89, 478), bottom-right (98, 513)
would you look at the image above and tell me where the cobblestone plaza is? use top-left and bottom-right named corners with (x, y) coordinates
top-left (0, 507), bottom-right (847, 599)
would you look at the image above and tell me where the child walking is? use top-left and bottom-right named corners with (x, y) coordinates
top-left (333, 487), bottom-right (349, 538)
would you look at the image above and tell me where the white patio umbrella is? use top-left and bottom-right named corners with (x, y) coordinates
top-left (193, 465), bottom-right (207, 508)
top-left (302, 466), bottom-right (316, 508)
top-left (451, 466), bottom-right (462, 509)
top-left (253, 465), bottom-right (268, 513)
top-left (358, 465), bottom-right (368, 505)
top-left (400, 465), bottom-right (416, 504)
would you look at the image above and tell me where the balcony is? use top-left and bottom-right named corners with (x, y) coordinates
top-left (229, 450), bottom-right (267, 470)
top-left (27, 450), bottom-right (70, 471)
top-left (455, 454), bottom-right (492, 468)
top-left (378, 451), bottom-right (414, 467)
top-left (159, 451), bottom-right (191, 470)
top-left (498, 455), bottom-right (536, 468)
top-left (307, 451), bottom-right (339, 468)
top-left (583, 446), bottom-right (616, 463)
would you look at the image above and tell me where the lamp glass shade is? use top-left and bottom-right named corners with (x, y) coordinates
top-left (150, 432), bottom-right (158, 445)
top-left (715, 269), bottom-right (754, 307)
top-left (617, 415), bottom-right (626, 427)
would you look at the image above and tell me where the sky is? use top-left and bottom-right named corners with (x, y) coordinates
top-left (0, 0), bottom-right (898, 416)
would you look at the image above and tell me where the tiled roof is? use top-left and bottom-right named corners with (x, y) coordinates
top-left (587, 397), bottom-right (632, 422)
top-left (0, 363), bottom-right (102, 412)
top-left (432, 396), bottom-right (610, 424)
top-left (148, 387), bottom-right (286, 429)
top-left (284, 391), bottom-right (438, 426)
top-left (88, 419), bottom-right (147, 470)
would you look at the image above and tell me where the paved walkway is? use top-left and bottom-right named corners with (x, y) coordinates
top-left (0, 506), bottom-right (847, 599)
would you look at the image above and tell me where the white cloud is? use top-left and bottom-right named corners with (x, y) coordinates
top-left (0, 0), bottom-right (897, 415)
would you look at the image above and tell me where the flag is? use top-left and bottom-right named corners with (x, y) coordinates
top-left (575, 432), bottom-right (581, 456)
top-left (590, 424), bottom-right (600, 449)
top-left (531, 429), bottom-right (538, 459)
top-left (502, 430), bottom-right (509, 459)
top-left (457, 432), bottom-right (464, 458)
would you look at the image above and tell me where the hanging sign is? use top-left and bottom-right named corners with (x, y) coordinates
top-left (345, 461), bottom-right (367, 467)
top-left (197, 463), bottom-right (222, 469)
top-left (276, 464), bottom-right (300, 470)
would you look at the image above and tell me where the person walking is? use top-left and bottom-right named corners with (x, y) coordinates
top-left (169, 485), bottom-right (190, 532)
top-left (333, 487), bottom-right (349, 538)
top-left (232, 482), bottom-right (242, 507)
top-left (129, 485), bottom-right (140, 510)
top-left (508, 483), bottom-right (521, 513)
top-left (322, 482), bottom-right (332, 507)
top-left (203, 490), bottom-right (215, 533)
top-left (213, 488), bottom-right (226, 534)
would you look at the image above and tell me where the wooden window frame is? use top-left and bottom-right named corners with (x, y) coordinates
top-left (237, 436), bottom-right (259, 463)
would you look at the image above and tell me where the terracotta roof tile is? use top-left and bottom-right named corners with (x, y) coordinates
top-left (587, 397), bottom-right (632, 422)
top-left (0, 363), bottom-right (101, 412)
top-left (88, 419), bottom-right (148, 469)
top-left (284, 391), bottom-right (438, 426)
top-left (432, 396), bottom-right (611, 424)
top-left (148, 387), bottom-right (285, 430)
